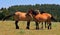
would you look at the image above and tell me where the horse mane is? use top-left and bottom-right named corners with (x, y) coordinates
top-left (27, 9), bottom-right (40, 16)
top-left (32, 10), bottom-right (39, 15)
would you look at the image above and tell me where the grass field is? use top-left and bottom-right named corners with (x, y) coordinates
top-left (0, 21), bottom-right (60, 35)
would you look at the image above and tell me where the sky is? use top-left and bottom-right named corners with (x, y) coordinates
top-left (0, 0), bottom-right (60, 8)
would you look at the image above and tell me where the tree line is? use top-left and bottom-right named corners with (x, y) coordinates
top-left (0, 4), bottom-right (60, 21)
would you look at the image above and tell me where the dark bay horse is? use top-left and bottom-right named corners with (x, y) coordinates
top-left (2, 11), bottom-right (33, 29)
top-left (27, 9), bottom-right (56, 29)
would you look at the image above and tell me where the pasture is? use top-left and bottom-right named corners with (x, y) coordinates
top-left (0, 21), bottom-right (60, 35)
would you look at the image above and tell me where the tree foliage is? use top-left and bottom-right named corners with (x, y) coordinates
top-left (0, 4), bottom-right (60, 21)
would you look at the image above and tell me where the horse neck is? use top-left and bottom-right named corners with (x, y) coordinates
top-left (32, 13), bottom-right (39, 18)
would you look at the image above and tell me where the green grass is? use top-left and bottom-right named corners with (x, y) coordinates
top-left (0, 21), bottom-right (60, 35)
top-left (19, 28), bottom-right (25, 34)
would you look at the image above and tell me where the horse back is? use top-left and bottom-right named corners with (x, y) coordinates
top-left (34, 13), bottom-right (52, 21)
top-left (14, 12), bottom-right (31, 21)
top-left (42, 13), bottom-right (52, 18)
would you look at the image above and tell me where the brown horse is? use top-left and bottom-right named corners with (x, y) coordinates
top-left (27, 9), bottom-right (56, 29)
top-left (34, 10), bottom-right (47, 29)
top-left (2, 10), bottom-right (33, 29)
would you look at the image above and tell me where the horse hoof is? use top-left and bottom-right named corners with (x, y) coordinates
top-left (41, 27), bottom-right (43, 29)
top-left (26, 27), bottom-right (29, 29)
top-left (48, 28), bottom-right (51, 30)
top-left (36, 29), bottom-right (39, 30)
top-left (36, 28), bottom-right (39, 30)
top-left (41, 28), bottom-right (43, 30)
top-left (50, 28), bottom-right (52, 30)
top-left (16, 27), bottom-right (19, 29)
top-left (45, 27), bottom-right (47, 28)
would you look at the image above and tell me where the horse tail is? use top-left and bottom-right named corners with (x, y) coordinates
top-left (51, 16), bottom-right (57, 22)
top-left (2, 13), bottom-right (15, 21)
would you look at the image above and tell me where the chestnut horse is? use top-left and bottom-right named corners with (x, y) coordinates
top-left (34, 10), bottom-right (47, 29)
top-left (27, 9), bottom-right (56, 29)
top-left (2, 11), bottom-right (33, 29)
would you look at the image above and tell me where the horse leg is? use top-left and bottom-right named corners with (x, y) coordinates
top-left (49, 22), bottom-right (52, 29)
top-left (35, 22), bottom-right (39, 30)
top-left (48, 22), bottom-right (50, 29)
top-left (48, 22), bottom-right (51, 29)
top-left (26, 21), bottom-right (30, 29)
top-left (41, 22), bottom-right (43, 29)
top-left (45, 21), bottom-right (47, 28)
top-left (47, 21), bottom-right (49, 29)
top-left (15, 21), bottom-right (19, 29)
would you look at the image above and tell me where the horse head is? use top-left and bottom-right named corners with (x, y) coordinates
top-left (28, 9), bottom-right (39, 16)
top-left (26, 9), bottom-right (41, 19)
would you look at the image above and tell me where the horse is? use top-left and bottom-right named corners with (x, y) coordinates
top-left (27, 9), bottom-right (57, 30)
top-left (34, 10), bottom-right (48, 29)
top-left (2, 10), bottom-right (33, 29)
